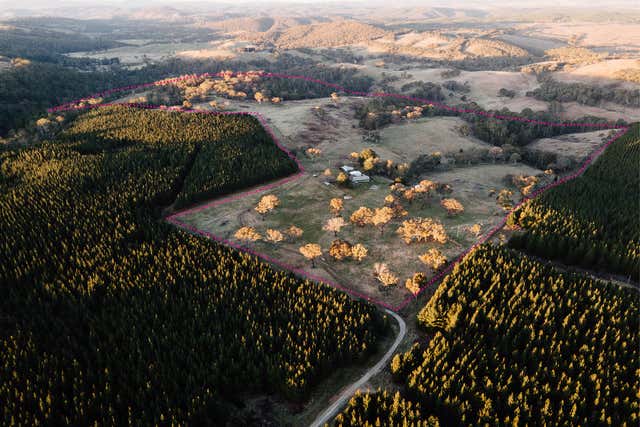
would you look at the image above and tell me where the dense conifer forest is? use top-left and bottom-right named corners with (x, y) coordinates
top-left (511, 123), bottom-right (639, 277)
top-left (333, 245), bottom-right (639, 426)
top-left (0, 106), bottom-right (386, 424)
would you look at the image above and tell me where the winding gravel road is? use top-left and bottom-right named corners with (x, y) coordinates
top-left (309, 309), bottom-right (407, 427)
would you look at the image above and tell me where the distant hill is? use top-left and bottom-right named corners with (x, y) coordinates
top-left (260, 20), bottom-right (390, 49)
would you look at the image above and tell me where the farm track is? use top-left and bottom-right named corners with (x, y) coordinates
top-left (309, 309), bottom-right (406, 427)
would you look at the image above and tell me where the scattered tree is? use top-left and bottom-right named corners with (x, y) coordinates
top-left (265, 229), bottom-right (284, 246)
top-left (371, 207), bottom-right (395, 235)
top-left (440, 198), bottom-right (464, 216)
top-left (374, 263), bottom-right (398, 287)
top-left (329, 198), bottom-right (344, 217)
top-left (405, 272), bottom-right (427, 296)
top-left (350, 207), bottom-right (374, 227)
top-left (351, 243), bottom-right (368, 262)
top-left (467, 223), bottom-right (482, 237)
top-left (299, 243), bottom-right (322, 268)
top-left (235, 226), bottom-right (262, 247)
top-left (329, 239), bottom-right (353, 261)
top-left (336, 172), bottom-right (349, 185)
top-left (255, 195), bottom-right (280, 220)
top-left (419, 248), bottom-right (447, 271)
top-left (306, 147), bottom-right (322, 158)
top-left (323, 217), bottom-right (347, 237)
top-left (285, 225), bottom-right (304, 241)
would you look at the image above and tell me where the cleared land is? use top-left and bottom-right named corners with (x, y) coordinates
top-left (180, 96), bottom-right (545, 307)
top-left (526, 129), bottom-right (621, 162)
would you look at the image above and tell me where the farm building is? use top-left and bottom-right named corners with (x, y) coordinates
top-left (348, 170), bottom-right (370, 184)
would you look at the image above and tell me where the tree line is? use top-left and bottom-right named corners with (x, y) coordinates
top-left (529, 76), bottom-right (640, 108)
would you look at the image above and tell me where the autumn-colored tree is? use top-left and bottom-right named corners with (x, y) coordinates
top-left (497, 189), bottom-right (514, 211)
top-left (329, 198), bottom-right (344, 216)
top-left (323, 217), bottom-right (347, 237)
top-left (299, 243), bottom-right (322, 268)
top-left (254, 92), bottom-right (265, 103)
top-left (255, 194), bottom-right (280, 220)
top-left (419, 248), bottom-right (447, 271)
top-left (182, 100), bottom-right (193, 109)
top-left (306, 148), bottom-right (322, 158)
top-left (415, 179), bottom-right (437, 207)
top-left (323, 168), bottom-right (333, 177)
top-left (235, 226), bottom-right (261, 247)
top-left (390, 183), bottom-right (406, 194)
top-left (271, 97), bottom-right (282, 104)
top-left (384, 195), bottom-right (395, 206)
top-left (265, 229), bottom-right (284, 246)
top-left (405, 272), bottom-right (427, 296)
top-left (467, 223), bottom-right (482, 237)
top-left (350, 207), bottom-right (374, 227)
top-left (397, 218), bottom-right (447, 245)
top-left (336, 172), bottom-right (349, 185)
top-left (285, 225), bottom-right (303, 241)
top-left (440, 198), bottom-right (464, 216)
top-left (329, 239), bottom-right (352, 261)
top-left (331, 92), bottom-right (340, 104)
top-left (374, 263), bottom-right (398, 287)
top-left (351, 243), bottom-right (368, 262)
top-left (363, 157), bottom-right (378, 172)
top-left (371, 207), bottom-right (395, 235)
top-left (403, 189), bottom-right (416, 205)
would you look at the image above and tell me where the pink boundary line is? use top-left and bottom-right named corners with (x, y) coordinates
top-left (49, 72), bottom-right (630, 313)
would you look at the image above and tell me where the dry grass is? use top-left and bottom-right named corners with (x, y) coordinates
top-left (378, 117), bottom-right (490, 161)
top-left (526, 129), bottom-right (621, 162)
top-left (178, 97), bottom-right (543, 307)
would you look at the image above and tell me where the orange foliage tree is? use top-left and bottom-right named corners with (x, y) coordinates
top-left (299, 244), bottom-right (322, 268)
top-left (255, 194), bottom-right (280, 220)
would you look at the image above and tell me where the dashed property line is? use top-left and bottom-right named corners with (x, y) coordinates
top-left (49, 73), bottom-right (630, 313)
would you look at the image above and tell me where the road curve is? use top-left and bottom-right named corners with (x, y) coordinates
top-left (309, 309), bottom-right (407, 427)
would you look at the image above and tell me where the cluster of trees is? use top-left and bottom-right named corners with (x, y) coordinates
top-left (347, 148), bottom-right (409, 180)
top-left (459, 105), bottom-right (622, 147)
top-left (333, 389), bottom-right (441, 427)
top-left (510, 124), bottom-right (639, 277)
top-left (0, 53), bottom-right (373, 138)
top-left (0, 107), bottom-right (387, 424)
top-left (381, 245), bottom-right (639, 426)
top-left (529, 77), bottom-right (640, 108)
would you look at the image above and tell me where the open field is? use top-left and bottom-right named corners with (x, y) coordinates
top-left (526, 129), bottom-right (622, 162)
top-left (378, 116), bottom-right (490, 160)
top-left (496, 33), bottom-right (565, 55)
top-left (179, 96), bottom-right (545, 308)
top-left (553, 59), bottom-right (640, 88)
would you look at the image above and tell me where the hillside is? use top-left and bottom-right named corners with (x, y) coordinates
top-left (260, 21), bottom-right (390, 49)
